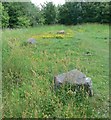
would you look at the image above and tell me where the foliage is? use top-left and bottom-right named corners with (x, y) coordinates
top-left (58, 2), bottom-right (110, 25)
top-left (41, 2), bottom-right (56, 25)
top-left (0, 2), bottom-right (2, 28)
top-left (1, 2), bottom-right (9, 28)
top-left (22, 2), bottom-right (41, 26)
top-left (2, 2), bottom-right (40, 28)
top-left (17, 16), bottom-right (30, 28)
top-left (58, 2), bottom-right (82, 25)
top-left (1, 2), bottom-right (110, 28)
top-left (81, 2), bottom-right (110, 23)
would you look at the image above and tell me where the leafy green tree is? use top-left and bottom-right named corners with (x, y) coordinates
top-left (37, 9), bottom-right (45, 25)
top-left (3, 2), bottom-right (21, 28)
top-left (58, 2), bottom-right (110, 25)
top-left (22, 2), bottom-right (41, 26)
top-left (42, 2), bottom-right (56, 24)
top-left (0, 2), bottom-right (2, 28)
top-left (1, 3), bottom-right (9, 28)
top-left (2, 2), bottom-right (41, 28)
top-left (1, 1), bottom-right (110, 28)
top-left (58, 2), bottom-right (82, 25)
top-left (98, 3), bottom-right (110, 23)
top-left (17, 16), bottom-right (30, 28)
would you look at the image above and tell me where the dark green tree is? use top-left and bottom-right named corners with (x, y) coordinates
top-left (22, 2), bottom-right (41, 26)
top-left (1, 2), bottom-right (9, 28)
top-left (42, 2), bottom-right (56, 24)
top-left (1, 1), bottom-right (110, 28)
top-left (98, 2), bottom-right (110, 23)
top-left (58, 2), bottom-right (110, 25)
top-left (58, 2), bottom-right (82, 25)
top-left (2, 2), bottom-right (41, 28)
top-left (81, 2), bottom-right (109, 23)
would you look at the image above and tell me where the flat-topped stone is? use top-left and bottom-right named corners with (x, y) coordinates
top-left (57, 30), bottom-right (65, 34)
top-left (54, 69), bottom-right (93, 97)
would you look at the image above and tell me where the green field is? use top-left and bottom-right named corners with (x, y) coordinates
top-left (2, 24), bottom-right (109, 118)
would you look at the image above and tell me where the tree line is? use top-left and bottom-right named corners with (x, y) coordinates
top-left (1, 2), bottom-right (110, 28)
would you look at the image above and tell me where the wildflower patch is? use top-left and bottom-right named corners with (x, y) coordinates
top-left (31, 30), bottom-right (74, 40)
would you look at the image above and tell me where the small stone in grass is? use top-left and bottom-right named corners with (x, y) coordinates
top-left (27, 38), bottom-right (36, 44)
top-left (57, 30), bottom-right (65, 34)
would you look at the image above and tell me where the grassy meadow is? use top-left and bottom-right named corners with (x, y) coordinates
top-left (2, 24), bottom-right (109, 118)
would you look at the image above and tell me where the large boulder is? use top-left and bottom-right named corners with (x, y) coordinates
top-left (54, 69), bottom-right (93, 97)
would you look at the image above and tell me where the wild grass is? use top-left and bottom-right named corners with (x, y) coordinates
top-left (2, 24), bottom-right (109, 118)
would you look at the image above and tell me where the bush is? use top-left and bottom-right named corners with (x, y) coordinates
top-left (17, 16), bottom-right (30, 28)
top-left (1, 3), bottom-right (9, 28)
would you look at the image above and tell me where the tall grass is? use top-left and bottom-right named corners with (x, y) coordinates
top-left (2, 24), bottom-right (109, 118)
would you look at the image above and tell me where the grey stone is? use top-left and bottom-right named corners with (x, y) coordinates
top-left (57, 30), bottom-right (65, 34)
top-left (54, 69), bottom-right (93, 97)
top-left (27, 38), bottom-right (36, 44)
